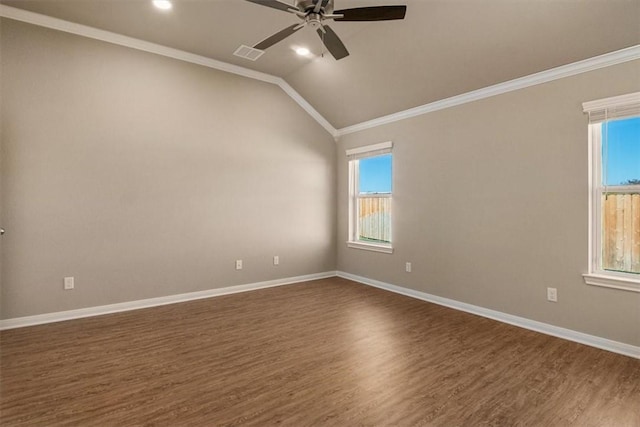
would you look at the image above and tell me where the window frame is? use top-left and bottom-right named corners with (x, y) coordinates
top-left (583, 92), bottom-right (640, 292)
top-left (347, 142), bottom-right (393, 254)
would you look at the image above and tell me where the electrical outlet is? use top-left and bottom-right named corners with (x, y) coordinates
top-left (235, 260), bottom-right (243, 270)
top-left (273, 255), bottom-right (279, 266)
top-left (405, 262), bottom-right (412, 273)
top-left (64, 276), bottom-right (74, 290)
top-left (547, 287), bottom-right (558, 302)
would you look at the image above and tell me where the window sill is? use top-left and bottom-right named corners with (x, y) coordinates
top-left (583, 273), bottom-right (640, 293)
top-left (347, 241), bottom-right (393, 254)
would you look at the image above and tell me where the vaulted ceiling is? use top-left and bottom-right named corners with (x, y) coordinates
top-left (2, 0), bottom-right (639, 129)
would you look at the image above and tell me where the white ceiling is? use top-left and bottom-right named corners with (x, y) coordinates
top-left (2, 0), bottom-right (639, 129)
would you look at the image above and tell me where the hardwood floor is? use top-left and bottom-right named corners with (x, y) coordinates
top-left (1, 277), bottom-right (639, 426)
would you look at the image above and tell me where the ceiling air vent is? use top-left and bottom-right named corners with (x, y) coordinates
top-left (233, 45), bottom-right (265, 61)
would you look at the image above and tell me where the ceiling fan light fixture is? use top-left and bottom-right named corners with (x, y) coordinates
top-left (295, 47), bottom-right (311, 56)
top-left (152, 0), bottom-right (172, 11)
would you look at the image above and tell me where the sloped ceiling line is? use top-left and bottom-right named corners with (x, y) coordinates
top-left (336, 45), bottom-right (640, 137)
top-left (1, 5), bottom-right (638, 141)
top-left (0, 5), bottom-right (339, 137)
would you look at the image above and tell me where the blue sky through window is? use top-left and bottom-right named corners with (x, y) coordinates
top-left (359, 154), bottom-right (392, 193)
top-left (603, 117), bottom-right (640, 185)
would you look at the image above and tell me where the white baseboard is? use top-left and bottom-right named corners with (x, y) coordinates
top-left (0, 271), bottom-right (336, 330)
top-left (4, 270), bottom-right (638, 360)
top-left (336, 271), bottom-right (640, 360)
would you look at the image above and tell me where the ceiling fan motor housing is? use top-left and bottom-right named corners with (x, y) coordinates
top-left (306, 13), bottom-right (323, 28)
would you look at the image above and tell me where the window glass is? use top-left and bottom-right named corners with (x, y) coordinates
top-left (599, 116), bottom-right (640, 275)
top-left (582, 92), bottom-right (640, 291)
top-left (359, 154), bottom-right (392, 194)
top-left (356, 154), bottom-right (392, 245)
top-left (602, 117), bottom-right (640, 186)
top-left (347, 146), bottom-right (393, 250)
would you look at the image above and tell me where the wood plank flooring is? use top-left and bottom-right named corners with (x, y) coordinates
top-left (1, 277), bottom-right (639, 426)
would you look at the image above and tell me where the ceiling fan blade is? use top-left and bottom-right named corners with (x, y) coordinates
top-left (333, 6), bottom-right (407, 21)
top-left (245, 0), bottom-right (294, 13)
top-left (254, 24), bottom-right (302, 50)
top-left (317, 25), bottom-right (349, 60)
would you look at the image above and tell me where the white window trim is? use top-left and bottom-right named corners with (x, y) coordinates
top-left (346, 240), bottom-right (394, 254)
top-left (347, 142), bottom-right (393, 254)
top-left (583, 92), bottom-right (640, 292)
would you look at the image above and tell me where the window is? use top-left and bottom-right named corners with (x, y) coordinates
top-left (583, 92), bottom-right (640, 292)
top-left (347, 142), bottom-right (393, 253)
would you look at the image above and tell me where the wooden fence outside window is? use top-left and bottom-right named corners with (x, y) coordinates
top-left (602, 193), bottom-right (640, 274)
top-left (358, 197), bottom-right (391, 243)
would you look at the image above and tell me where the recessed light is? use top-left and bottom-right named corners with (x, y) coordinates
top-left (295, 47), bottom-right (310, 56)
top-left (153, 0), bottom-right (172, 10)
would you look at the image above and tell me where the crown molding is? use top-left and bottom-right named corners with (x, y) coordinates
top-left (0, 5), bottom-right (337, 137)
top-left (336, 45), bottom-right (640, 137)
top-left (2, 4), bottom-right (637, 141)
top-left (277, 79), bottom-right (338, 137)
top-left (0, 5), bottom-right (279, 84)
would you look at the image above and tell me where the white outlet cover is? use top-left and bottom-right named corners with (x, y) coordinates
top-left (235, 260), bottom-right (243, 270)
top-left (64, 277), bottom-right (74, 290)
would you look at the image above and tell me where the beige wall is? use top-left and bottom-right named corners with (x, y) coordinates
top-left (1, 17), bottom-right (638, 349)
top-left (337, 60), bottom-right (640, 346)
top-left (0, 19), bottom-right (337, 319)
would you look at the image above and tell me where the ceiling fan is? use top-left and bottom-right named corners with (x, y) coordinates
top-left (245, 0), bottom-right (407, 60)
